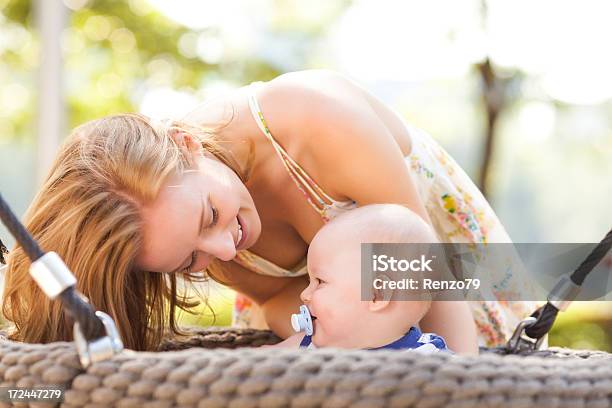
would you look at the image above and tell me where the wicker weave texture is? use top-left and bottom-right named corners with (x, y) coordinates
top-left (0, 328), bottom-right (609, 408)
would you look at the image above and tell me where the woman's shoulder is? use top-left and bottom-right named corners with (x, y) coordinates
top-left (265, 69), bottom-right (355, 89)
top-left (255, 71), bottom-right (417, 206)
top-left (259, 69), bottom-right (364, 113)
top-left (255, 70), bottom-right (379, 145)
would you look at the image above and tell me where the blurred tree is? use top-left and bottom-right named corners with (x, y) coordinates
top-left (475, 58), bottom-right (524, 198)
top-left (2, 0), bottom-right (349, 136)
top-left (476, 58), bottom-right (504, 198)
top-left (474, 0), bottom-right (525, 198)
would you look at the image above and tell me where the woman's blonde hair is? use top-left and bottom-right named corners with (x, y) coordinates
top-left (2, 113), bottom-right (248, 351)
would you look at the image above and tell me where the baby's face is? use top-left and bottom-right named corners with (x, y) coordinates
top-left (302, 228), bottom-right (369, 348)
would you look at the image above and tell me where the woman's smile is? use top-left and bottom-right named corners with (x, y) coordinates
top-left (236, 214), bottom-right (248, 250)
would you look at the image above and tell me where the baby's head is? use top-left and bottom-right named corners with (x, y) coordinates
top-left (302, 204), bottom-right (438, 348)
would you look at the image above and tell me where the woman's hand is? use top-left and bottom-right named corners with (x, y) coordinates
top-left (419, 301), bottom-right (479, 355)
top-left (261, 332), bottom-right (306, 349)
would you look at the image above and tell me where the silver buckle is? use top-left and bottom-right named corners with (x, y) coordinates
top-left (29, 252), bottom-right (77, 299)
top-left (547, 275), bottom-right (580, 312)
top-left (506, 316), bottom-right (546, 353)
top-left (74, 311), bottom-right (124, 367)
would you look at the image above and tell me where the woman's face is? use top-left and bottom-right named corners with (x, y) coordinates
top-left (136, 151), bottom-right (261, 274)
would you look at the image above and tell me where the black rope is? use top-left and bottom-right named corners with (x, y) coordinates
top-left (60, 289), bottom-right (106, 340)
top-left (0, 193), bottom-right (105, 341)
top-left (0, 193), bottom-right (44, 261)
top-left (524, 302), bottom-right (559, 340)
top-left (524, 227), bottom-right (612, 340)
top-left (570, 228), bottom-right (612, 286)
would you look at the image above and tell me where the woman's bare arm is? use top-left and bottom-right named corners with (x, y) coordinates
top-left (419, 301), bottom-right (479, 355)
top-left (207, 259), bottom-right (297, 307)
top-left (260, 70), bottom-right (432, 225)
top-left (260, 275), bottom-right (308, 338)
top-left (207, 259), bottom-right (307, 339)
top-left (263, 331), bottom-right (306, 348)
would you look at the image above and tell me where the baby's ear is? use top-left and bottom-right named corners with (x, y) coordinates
top-left (182, 132), bottom-right (204, 154)
top-left (369, 273), bottom-right (393, 312)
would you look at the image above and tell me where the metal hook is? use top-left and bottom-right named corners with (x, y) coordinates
top-left (506, 316), bottom-right (545, 353)
top-left (74, 311), bottom-right (124, 368)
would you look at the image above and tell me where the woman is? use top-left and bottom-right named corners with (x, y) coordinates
top-left (2, 70), bottom-right (534, 352)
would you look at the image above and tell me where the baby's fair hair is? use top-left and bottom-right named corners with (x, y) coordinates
top-left (323, 204), bottom-right (438, 247)
top-left (318, 204), bottom-right (437, 306)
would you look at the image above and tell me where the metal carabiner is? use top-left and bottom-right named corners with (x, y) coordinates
top-left (506, 316), bottom-right (546, 353)
top-left (73, 311), bottom-right (124, 368)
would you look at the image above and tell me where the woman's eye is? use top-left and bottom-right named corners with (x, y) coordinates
top-left (210, 206), bottom-right (219, 227)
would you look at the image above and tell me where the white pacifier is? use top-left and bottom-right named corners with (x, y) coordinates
top-left (291, 305), bottom-right (313, 336)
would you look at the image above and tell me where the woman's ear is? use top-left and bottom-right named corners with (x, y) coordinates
top-left (369, 273), bottom-right (393, 312)
top-left (171, 131), bottom-right (204, 169)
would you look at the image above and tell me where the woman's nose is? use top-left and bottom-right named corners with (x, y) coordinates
top-left (199, 230), bottom-right (236, 262)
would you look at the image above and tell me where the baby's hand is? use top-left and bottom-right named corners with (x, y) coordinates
top-left (261, 332), bottom-right (306, 348)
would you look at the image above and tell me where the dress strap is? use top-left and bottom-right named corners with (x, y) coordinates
top-left (247, 82), bottom-right (345, 221)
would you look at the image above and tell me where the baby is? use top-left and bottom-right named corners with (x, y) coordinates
top-left (273, 204), bottom-right (451, 353)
